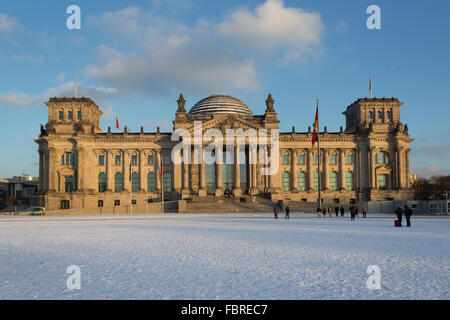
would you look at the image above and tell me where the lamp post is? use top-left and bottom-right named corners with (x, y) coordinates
top-left (443, 191), bottom-right (448, 215)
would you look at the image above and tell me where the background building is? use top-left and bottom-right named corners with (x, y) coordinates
top-left (35, 94), bottom-right (414, 213)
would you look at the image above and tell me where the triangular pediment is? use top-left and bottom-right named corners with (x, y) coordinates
top-left (186, 115), bottom-right (261, 135)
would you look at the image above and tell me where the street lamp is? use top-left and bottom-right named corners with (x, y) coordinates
top-left (443, 191), bottom-right (448, 215)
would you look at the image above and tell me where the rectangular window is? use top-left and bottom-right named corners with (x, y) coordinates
top-left (131, 200), bottom-right (137, 205)
top-left (115, 155), bottom-right (121, 166)
top-left (68, 111), bottom-right (73, 120)
top-left (377, 174), bottom-right (387, 189)
top-left (66, 152), bottom-right (74, 165)
top-left (114, 200), bottom-right (120, 206)
top-left (298, 154), bottom-right (305, 165)
top-left (77, 111), bottom-right (82, 120)
top-left (331, 154), bottom-right (337, 165)
top-left (131, 155), bottom-right (138, 166)
top-left (59, 111), bottom-right (64, 120)
top-left (99, 155), bottom-right (105, 166)
top-left (148, 155), bottom-right (154, 165)
top-left (98, 200), bottom-right (103, 208)
top-left (283, 155), bottom-right (289, 165)
top-left (163, 155), bottom-right (170, 165)
top-left (346, 155), bottom-right (353, 165)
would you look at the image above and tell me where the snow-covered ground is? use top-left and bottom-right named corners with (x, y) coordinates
top-left (0, 213), bottom-right (448, 300)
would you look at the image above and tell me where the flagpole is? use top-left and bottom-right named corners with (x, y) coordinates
top-left (370, 72), bottom-right (373, 98)
top-left (161, 155), bottom-right (164, 213)
top-left (317, 99), bottom-right (321, 210)
top-left (130, 161), bottom-right (133, 215)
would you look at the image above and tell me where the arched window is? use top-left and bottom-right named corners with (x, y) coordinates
top-left (77, 110), bottom-right (82, 120)
top-left (59, 111), bottom-right (64, 120)
top-left (377, 111), bottom-right (382, 120)
top-left (147, 172), bottom-right (156, 192)
top-left (297, 172), bottom-right (306, 191)
top-left (313, 172), bottom-right (319, 191)
top-left (68, 110), bottom-right (73, 120)
top-left (163, 172), bottom-right (172, 192)
top-left (375, 151), bottom-right (389, 164)
top-left (98, 173), bottom-right (107, 192)
top-left (329, 172), bottom-right (338, 191)
top-left (345, 172), bottom-right (354, 191)
top-left (281, 172), bottom-right (290, 191)
top-left (368, 111), bottom-right (373, 119)
top-left (114, 173), bottom-right (124, 192)
top-left (64, 176), bottom-right (74, 192)
top-left (131, 172), bottom-right (139, 192)
top-left (386, 111), bottom-right (391, 120)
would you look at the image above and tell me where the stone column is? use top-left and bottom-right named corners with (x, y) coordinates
top-left (233, 144), bottom-right (242, 197)
top-left (339, 149), bottom-right (345, 190)
top-left (139, 149), bottom-right (145, 192)
top-left (76, 147), bottom-right (84, 191)
top-left (156, 150), bottom-right (161, 191)
top-left (323, 149), bottom-right (329, 190)
top-left (123, 150), bottom-right (130, 192)
top-left (48, 147), bottom-right (56, 192)
top-left (250, 145), bottom-right (258, 195)
top-left (291, 149), bottom-right (297, 191)
top-left (405, 149), bottom-right (410, 188)
top-left (182, 147), bottom-right (190, 197)
top-left (397, 147), bottom-right (405, 189)
top-left (106, 150), bottom-right (114, 192)
top-left (307, 149), bottom-right (313, 191)
top-left (199, 146), bottom-right (207, 196)
top-left (215, 145), bottom-right (223, 196)
top-left (369, 147), bottom-right (376, 189)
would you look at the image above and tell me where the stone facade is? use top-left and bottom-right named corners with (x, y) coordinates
top-left (35, 94), bottom-right (414, 213)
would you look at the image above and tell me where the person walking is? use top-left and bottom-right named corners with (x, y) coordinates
top-left (355, 207), bottom-right (359, 218)
top-left (404, 204), bottom-right (413, 227)
top-left (350, 206), bottom-right (355, 221)
top-left (362, 206), bottom-right (367, 218)
top-left (317, 206), bottom-right (322, 217)
top-left (274, 205), bottom-right (279, 220)
top-left (340, 206), bottom-right (345, 217)
top-left (335, 206), bottom-right (339, 217)
top-left (328, 207), bottom-right (333, 218)
top-left (285, 206), bottom-right (290, 220)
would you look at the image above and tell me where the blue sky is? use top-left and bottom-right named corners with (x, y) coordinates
top-left (0, 0), bottom-right (449, 178)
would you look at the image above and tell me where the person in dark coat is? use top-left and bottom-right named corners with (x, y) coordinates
top-left (404, 204), bottom-right (412, 227)
top-left (285, 206), bottom-right (290, 220)
top-left (317, 207), bottom-right (322, 217)
top-left (395, 207), bottom-right (403, 225)
top-left (340, 206), bottom-right (345, 217)
top-left (355, 207), bottom-right (359, 218)
top-left (335, 207), bottom-right (339, 217)
top-left (350, 206), bottom-right (355, 221)
top-left (273, 205), bottom-right (279, 219)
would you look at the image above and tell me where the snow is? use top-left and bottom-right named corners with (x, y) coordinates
top-left (0, 213), bottom-right (448, 299)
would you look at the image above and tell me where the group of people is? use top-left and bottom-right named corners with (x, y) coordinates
top-left (273, 205), bottom-right (290, 220)
top-left (315, 206), bottom-right (367, 219)
top-left (395, 204), bottom-right (413, 227)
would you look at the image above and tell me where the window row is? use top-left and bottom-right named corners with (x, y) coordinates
top-left (61, 152), bottom-right (77, 166)
top-left (281, 171), bottom-right (354, 192)
top-left (282, 154), bottom-right (354, 165)
top-left (59, 110), bottom-right (82, 121)
top-left (98, 154), bottom-right (170, 166)
top-left (98, 172), bottom-right (172, 193)
top-left (368, 110), bottom-right (391, 120)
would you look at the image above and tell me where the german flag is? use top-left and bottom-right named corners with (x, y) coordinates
top-left (115, 117), bottom-right (119, 129)
top-left (312, 102), bottom-right (319, 149)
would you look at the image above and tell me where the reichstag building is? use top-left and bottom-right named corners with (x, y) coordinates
top-left (35, 93), bottom-right (413, 212)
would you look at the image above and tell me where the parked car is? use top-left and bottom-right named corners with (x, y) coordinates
top-left (30, 207), bottom-right (45, 216)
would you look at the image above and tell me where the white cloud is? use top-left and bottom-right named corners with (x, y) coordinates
top-left (53, 72), bottom-right (66, 82)
top-left (0, 82), bottom-right (119, 108)
top-left (10, 54), bottom-right (44, 64)
top-left (0, 12), bottom-right (24, 42)
top-left (217, 0), bottom-right (323, 63)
